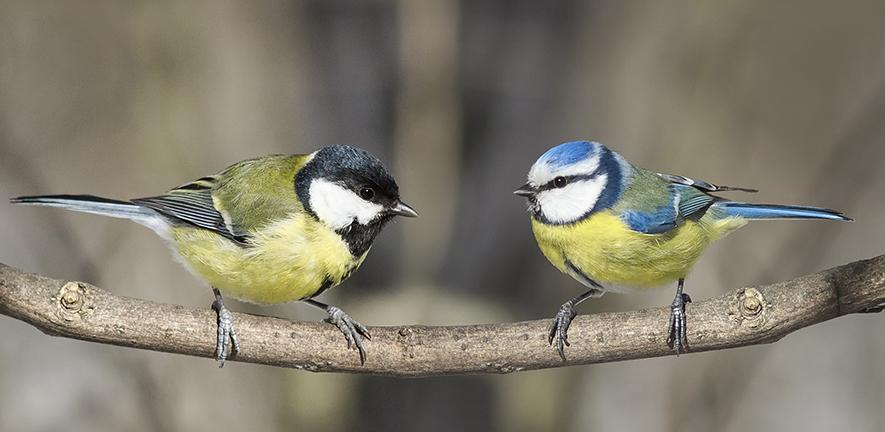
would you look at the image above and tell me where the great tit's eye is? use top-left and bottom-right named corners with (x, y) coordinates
top-left (553, 176), bottom-right (568, 188)
top-left (358, 186), bottom-right (376, 201)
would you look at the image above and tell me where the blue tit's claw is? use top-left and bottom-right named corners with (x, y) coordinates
top-left (212, 291), bottom-right (239, 367)
top-left (325, 306), bottom-right (370, 365)
top-left (667, 292), bottom-right (689, 355)
top-left (548, 301), bottom-right (578, 361)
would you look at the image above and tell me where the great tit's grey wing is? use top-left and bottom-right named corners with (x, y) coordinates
top-left (133, 155), bottom-right (308, 244)
top-left (656, 172), bottom-right (758, 193)
top-left (132, 187), bottom-right (249, 244)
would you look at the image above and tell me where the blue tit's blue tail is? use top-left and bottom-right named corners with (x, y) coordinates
top-left (714, 201), bottom-right (852, 221)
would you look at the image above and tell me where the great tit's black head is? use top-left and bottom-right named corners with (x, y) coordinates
top-left (296, 145), bottom-right (417, 254)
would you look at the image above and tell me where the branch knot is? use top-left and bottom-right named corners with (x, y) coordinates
top-left (730, 287), bottom-right (769, 328)
top-left (53, 282), bottom-right (92, 322)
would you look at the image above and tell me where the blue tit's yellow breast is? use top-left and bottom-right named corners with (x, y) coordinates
top-left (169, 213), bottom-right (365, 304)
top-left (531, 211), bottom-right (746, 288)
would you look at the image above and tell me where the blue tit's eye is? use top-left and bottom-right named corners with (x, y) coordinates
top-left (358, 186), bottom-right (376, 201)
top-left (553, 176), bottom-right (568, 188)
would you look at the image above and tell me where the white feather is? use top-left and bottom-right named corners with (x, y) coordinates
top-left (528, 148), bottom-right (601, 186)
top-left (309, 179), bottom-right (385, 230)
top-left (536, 174), bottom-right (608, 224)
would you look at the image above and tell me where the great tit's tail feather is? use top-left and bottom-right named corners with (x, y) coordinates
top-left (715, 202), bottom-right (852, 221)
top-left (10, 194), bottom-right (157, 220)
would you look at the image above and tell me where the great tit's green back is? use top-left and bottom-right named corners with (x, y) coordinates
top-left (211, 154), bottom-right (309, 235)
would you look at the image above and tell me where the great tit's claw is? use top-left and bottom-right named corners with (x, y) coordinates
top-left (212, 289), bottom-right (239, 367)
top-left (325, 306), bottom-right (370, 365)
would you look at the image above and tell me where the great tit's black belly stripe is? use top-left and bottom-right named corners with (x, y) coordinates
top-left (309, 265), bottom-right (358, 299)
top-left (310, 277), bottom-right (336, 299)
top-left (337, 221), bottom-right (386, 257)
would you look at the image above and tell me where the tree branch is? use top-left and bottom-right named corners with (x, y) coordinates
top-left (1, 256), bottom-right (883, 377)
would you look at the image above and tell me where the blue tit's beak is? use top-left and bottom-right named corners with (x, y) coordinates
top-left (513, 183), bottom-right (535, 197)
top-left (389, 200), bottom-right (419, 218)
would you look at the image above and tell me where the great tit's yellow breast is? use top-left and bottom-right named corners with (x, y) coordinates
top-left (170, 213), bottom-right (364, 304)
top-left (531, 211), bottom-right (745, 288)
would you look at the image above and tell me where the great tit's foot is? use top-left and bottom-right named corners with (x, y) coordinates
top-left (325, 306), bottom-right (371, 365)
top-left (667, 292), bottom-right (692, 354)
top-left (548, 300), bottom-right (578, 361)
top-left (212, 289), bottom-right (239, 367)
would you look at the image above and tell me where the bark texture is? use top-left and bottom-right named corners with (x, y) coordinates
top-left (1, 255), bottom-right (883, 377)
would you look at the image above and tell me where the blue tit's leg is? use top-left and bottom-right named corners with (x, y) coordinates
top-left (549, 287), bottom-right (604, 361)
top-left (666, 278), bottom-right (692, 354)
top-left (211, 288), bottom-right (240, 367)
top-left (304, 299), bottom-right (371, 365)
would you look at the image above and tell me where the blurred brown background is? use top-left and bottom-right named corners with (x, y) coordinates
top-left (1, 1), bottom-right (883, 431)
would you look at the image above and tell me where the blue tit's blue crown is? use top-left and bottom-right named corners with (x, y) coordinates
top-left (537, 140), bottom-right (599, 168)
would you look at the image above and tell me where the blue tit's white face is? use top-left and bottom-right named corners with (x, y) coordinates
top-left (518, 141), bottom-right (625, 224)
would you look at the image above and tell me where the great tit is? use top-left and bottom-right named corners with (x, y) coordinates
top-left (515, 140), bottom-right (850, 360)
top-left (11, 145), bottom-right (418, 365)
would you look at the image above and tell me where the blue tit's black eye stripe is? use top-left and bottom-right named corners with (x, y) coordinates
top-left (536, 173), bottom-right (600, 192)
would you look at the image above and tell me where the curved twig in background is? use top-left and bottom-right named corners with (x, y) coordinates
top-left (0, 255), bottom-right (882, 377)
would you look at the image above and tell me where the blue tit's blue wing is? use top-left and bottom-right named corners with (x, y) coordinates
top-left (620, 193), bottom-right (679, 234)
top-left (618, 171), bottom-right (758, 234)
top-left (619, 180), bottom-right (728, 234)
top-left (675, 184), bottom-right (717, 219)
top-left (616, 173), bottom-right (681, 234)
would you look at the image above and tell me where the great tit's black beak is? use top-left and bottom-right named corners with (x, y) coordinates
top-left (390, 201), bottom-right (419, 218)
top-left (513, 183), bottom-right (535, 197)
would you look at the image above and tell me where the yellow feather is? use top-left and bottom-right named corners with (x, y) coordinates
top-left (531, 211), bottom-right (746, 289)
top-left (170, 213), bottom-right (365, 305)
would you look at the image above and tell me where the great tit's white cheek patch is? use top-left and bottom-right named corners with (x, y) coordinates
top-left (528, 151), bottom-right (601, 186)
top-left (309, 179), bottom-right (385, 230)
top-left (537, 175), bottom-right (608, 224)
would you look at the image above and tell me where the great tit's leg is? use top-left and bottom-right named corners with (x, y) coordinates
top-left (304, 299), bottom-right (371, 365)
top-left (667, 278), bottom-right (692, 354)
top-left (211, 288), bottom-right (240, 367)
top-left (549, 287), bottom-right (604, 361)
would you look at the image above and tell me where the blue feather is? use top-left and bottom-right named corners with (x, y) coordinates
top-left (714, 202), bottom-right (852, 221)
top-left (538, 141), bottom-right (596, 168)
top-left (592, 145), bottom-right (625, 212)
top-left (622, 207), bottom-right (678, 234)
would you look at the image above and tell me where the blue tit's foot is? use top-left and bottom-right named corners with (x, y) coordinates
top-left (212, 288), bottom-right (240, 367)
top-left (325, 305), bottom-right (371, 365)
top-left (548, 300), bottom-right (578, 361)
top-left (666, 291), bottom-right (691, 355)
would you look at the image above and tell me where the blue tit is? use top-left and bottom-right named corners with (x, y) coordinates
top-left (514, 140), bottom-right (851, 359)
top-left (11, 145), bottom-right (418, 365)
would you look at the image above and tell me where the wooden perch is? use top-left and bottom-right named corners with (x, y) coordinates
top-left (0, 255), bottom-right (883, 377)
